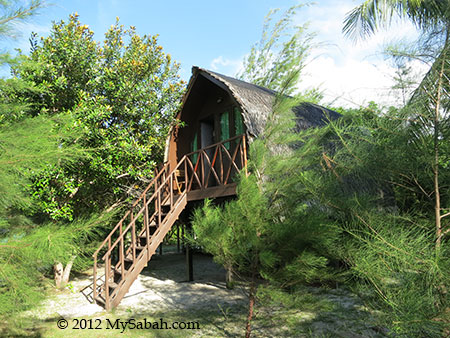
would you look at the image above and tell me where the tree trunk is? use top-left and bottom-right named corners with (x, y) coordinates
top-left (226, 266), bottom-right (234, 289)
top-left (62, 255), bottom-right (76, 286)
top-left (54, 255), bottom-right (76, 289)
top-left (54, 262), bottom-right (64, 288)
top-left (245, 273), bottom-right (256, 338)
top-left (433, 38), bottom-right (447, 250)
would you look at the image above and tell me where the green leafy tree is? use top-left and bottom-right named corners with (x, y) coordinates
top-left (14, 14), bottom-right (185, 220)
top-left (0, 7), bottom-right (183, 319)
top-left (343, 0), bottom-right (449, 41)
top-left (0, 0), bottom-right (46, 124)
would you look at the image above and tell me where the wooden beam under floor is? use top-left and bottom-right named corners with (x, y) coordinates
top-left (187, 183), bottom-right (237, 201)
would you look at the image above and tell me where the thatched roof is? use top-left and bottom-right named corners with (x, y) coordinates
top-left (191, 66), bottom-right (341, 138)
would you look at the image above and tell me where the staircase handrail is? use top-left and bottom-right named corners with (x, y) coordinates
top-left (101, 156), bottom-right (188, 261)
top-left (92, 162), bottom-right (169, 259)
top-left (93, 133), bottom-right (246, 262)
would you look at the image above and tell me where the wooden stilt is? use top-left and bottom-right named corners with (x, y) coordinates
top-left (186, 226), bottom-right (193, 281)
top-left (186, 243), bottom-right (193, 281)
top-left (177, 224), bottom-right (180, 253)
top-left (182, 223), bottom-right (185, 252)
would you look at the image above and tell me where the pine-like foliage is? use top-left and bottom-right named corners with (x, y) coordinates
top-left (193, 174), bottom-right (272, 282)
top-left (0, 1), bottom-right (118, 318)
top-left (0, 115), bottom-right (81, 227)
top-left (0, 211), bottom-right (116, 316)
top-left (305, 105), bottom-right (450, 335)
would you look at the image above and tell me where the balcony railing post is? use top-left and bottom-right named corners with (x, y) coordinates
top-left (219, 145), bottom-right (223, 184)
top-left (200, 152), bottom-right (204, 188)
top-left (184, 158), bottom-right (188, 193)
top-left (242, 134), bottom-right (248, 176)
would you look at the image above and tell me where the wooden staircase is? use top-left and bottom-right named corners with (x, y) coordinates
top-left (91, 134), bottom-right (248, 310)
top-left (92, 158), bottom-right (189, 310)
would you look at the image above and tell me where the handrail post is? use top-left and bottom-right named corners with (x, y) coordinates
top-left (157, 186), bottom-right (161, 226)
top-left (201, 152), bottom-right (205, 188)
top-left (105, 253), bottom-right (110, 310)
top-left (93, 255), bottom-right (97, 301)
top-left (131, 208), bottom-right (136, 262)
top-left (220, 145), bottom-right (223, 184)
top-left (108, 237), bottom-right (111, 259)
top-left (145, 195), bottom-right (150, 261)
top-left (154, 178), bottom-right (158, 224)
top-left (119, 221), bottom-right (125, 280)
top-left (170, 174), bottom-right (173, 207)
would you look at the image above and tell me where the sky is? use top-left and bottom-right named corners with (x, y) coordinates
top-left (3, 0), bottom-right (427, 108)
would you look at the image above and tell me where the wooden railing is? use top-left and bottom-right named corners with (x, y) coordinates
top-left (185, 134), bottom-right (247, 190)
top-left (92, 134), bottom-right (247, 309)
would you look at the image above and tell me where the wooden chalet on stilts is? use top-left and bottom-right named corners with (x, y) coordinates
top-left (91, 66), bottom-right (340, 310)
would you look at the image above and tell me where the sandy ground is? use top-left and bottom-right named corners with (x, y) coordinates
top-left (25, 249), bottom-right (247, 320)
top-left (19, 248), bottom-right (388, 337)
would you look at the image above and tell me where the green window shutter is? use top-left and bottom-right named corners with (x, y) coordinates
top-left (234, 107), bottom-right (244, 135)
top-left (191, 132), bottom-right (198, 164)
top-left (220, 111), bottom-right (230, 149)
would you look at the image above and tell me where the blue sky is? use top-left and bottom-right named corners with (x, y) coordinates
top-left (4, 0), bottom-right (424, 107)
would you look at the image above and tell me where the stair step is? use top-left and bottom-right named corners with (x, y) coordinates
top-left (112, 269), bottom-right (123, 283)
top-left (124, 257), bottom-right (133, 267)
top-left (108, 281), bottom-right (118, 289)
top-left (94, 296), bottom-right (105, 306)
top-left (139, 231), bottom-right (155, 239)
top-left (113, 268), bottom-right (122, 274)
top-left (138, 227), bottom-right (157, 245)
top-left (161, 195), bottom-right (180, 207)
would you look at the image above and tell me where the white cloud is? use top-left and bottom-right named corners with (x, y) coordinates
top-left (210, 55), bottom-right (243, 76)
top-left (300, 55), bottom-right (428, 108)
top-left (300, 56), bottom-right (390, 107)
top-left (293, 1), bottom-right (424, 107)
